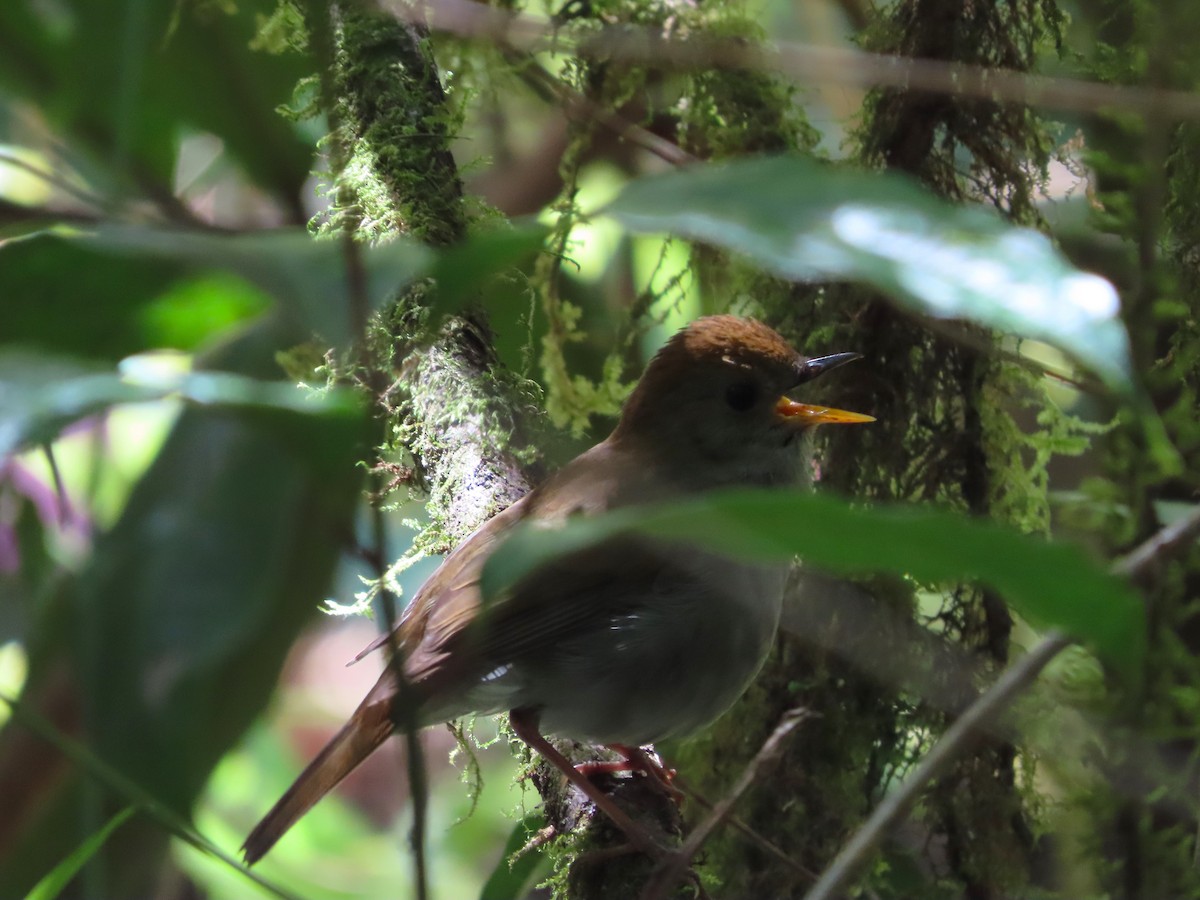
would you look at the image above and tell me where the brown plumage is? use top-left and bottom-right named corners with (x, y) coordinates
top-left (242, 316), bottom-right (872, 863)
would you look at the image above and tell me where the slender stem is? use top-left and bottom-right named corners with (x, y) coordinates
top-left (42, 444), bottom-right (69, 527)
top-left (0, 151), bottom-right (107, 209)
top-left (804, 631), bottom-right (1070, 900)
top-left (510, 54), bottom-right (697, 167)
top-left (0, 693), bottom-right (304, 900)
top-left (1111, 504), bottom-right (1200, 579)
top-left (675, 783), bottom-right (816, 881)
top-left (375, 499), bottom-right (430, 900)
top-left (322, 19), bottom-right (430, 888)
top-left (395, 0), bottom-right (1200, 122)
top-left (641, 709), bottom-right (813, 900)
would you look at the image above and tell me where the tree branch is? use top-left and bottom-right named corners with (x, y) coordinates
top-left (392, 0), bottom-right (1200, 123)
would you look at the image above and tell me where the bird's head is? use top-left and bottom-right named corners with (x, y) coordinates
top-left (612, 315), bottom-right (873, 488)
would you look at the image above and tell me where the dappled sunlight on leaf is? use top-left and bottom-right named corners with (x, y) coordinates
top-left (605, 156), bottom-right (1133, 393)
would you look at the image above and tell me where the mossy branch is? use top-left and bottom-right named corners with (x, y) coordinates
top-left (315, 5), bottom-right (685, 894)
top-left (322, 3), bottom-right (542, 539)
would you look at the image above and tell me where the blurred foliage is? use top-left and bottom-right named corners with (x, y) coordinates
top-left (0, 0), bottom-right (313, 218)
top-left (0, 0), bottom-right (1198, 898)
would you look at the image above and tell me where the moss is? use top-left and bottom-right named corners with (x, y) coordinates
top-left (854, 0), bottom-right (1063, 225)
top-left (321, 7), bottom-right (466, 246)
top-left (538, 301), bottom-right (632, 435)
top-left (298, 1), bottom-right (547, 558)
top-left (251, 0), bottom-right (308, 55)
top-left (533, 69), bottom-right (639, 434)
top-left (677, 68), bottom-right (819, 160)
top-left (383, 305), bottom-right (544, 552)
top-left (982, 362), bottom-right (1116, 536)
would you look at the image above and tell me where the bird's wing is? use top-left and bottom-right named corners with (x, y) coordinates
top-left (346, 493), bottom-right (532, 667)
top-left (372, 441), bottom-right (677, 699)
top-left (392, 492), bottom-right (536, 690)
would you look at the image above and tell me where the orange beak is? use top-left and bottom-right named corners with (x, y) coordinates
top-left (775, 397), bottom-right (875, 425)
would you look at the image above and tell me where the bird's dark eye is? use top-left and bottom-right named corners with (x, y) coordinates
top-left (725, 381), bottom-right (758, 411)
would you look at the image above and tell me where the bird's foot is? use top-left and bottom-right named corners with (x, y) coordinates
top-left (576, 744), bottom-right (684, 806)
top-left (510, 708), bottom-right (670, 856)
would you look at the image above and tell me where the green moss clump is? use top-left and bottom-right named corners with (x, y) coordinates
top-left (322, 8), bottom-right (466, 246)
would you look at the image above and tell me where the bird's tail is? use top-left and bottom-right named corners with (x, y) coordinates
top-left (242, 701), bottom-right (392, 865)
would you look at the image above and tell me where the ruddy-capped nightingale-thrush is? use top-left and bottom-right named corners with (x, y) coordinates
top-left (242, 315), bottom-right (872, 863)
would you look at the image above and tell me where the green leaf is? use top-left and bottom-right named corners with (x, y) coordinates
top-left (0, 227), bottom-right (432, 361)
top-left (0, 319), bottom-right (372, 897)
top-left (87, 226), bottom-right (433, 349)
top-left (0, 0), bottom-right (313, 200)
top-left (0, 693), bottom-right (300, 900)
top-left (479, 814), bottom-right (548, 900)
top-left (481, 489), bottom-right (1145, 677)
top-left (604, 156), bottom-right (1133, 393)
top-left (138, 273), bottom-right (273, 351)
top-left (25, 807), bottom-right (134, 900)
top-left (0, 349), bottom-right (362, 457)
top-left (0, 353), bottom-right (150, 456)
top-left (70, 403), bottom-right (372, 803)
top-left (0, 233), bottom-right (188, 362)
top-left (0, 224), bottom-right (547, 370)
top-left (428, 224), bottom-right (548, 314)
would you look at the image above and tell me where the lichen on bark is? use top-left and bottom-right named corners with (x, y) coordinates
top-left (314, 2), bottom-right (544, 553)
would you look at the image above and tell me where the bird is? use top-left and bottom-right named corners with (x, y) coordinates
top-left (242, 315), bottom-right (873, 863)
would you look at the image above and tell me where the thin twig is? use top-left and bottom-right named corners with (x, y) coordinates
top-left (342, 217), bottom-right (431, 900)
top-left (328, 65), bottom-right (431, 894)
top-left (0, 151), bottom-right (107, 209)
top-left (375, 501), bottom-right (430, 900)
top-left (917, 316), bottom-right (1102, 395)
top-left (1112, 503), bottom-right (1200, 579)
top-left (803, 631), bottom-right (1070, 900)
top-left (42, 444), bottom-right (69, 528)
top-left (400, 0), bottom-right (1200, 123)
top-left (803, 503), bottom-right (1200, 900)
top-left (641, 709), bottom-right (814, 900)
top-left (352, 249), bottom-right (431, 897)
top-left (0, 198), bottom-right (106, 229)
top-left (672, 776), bottom-right (817, 882)
top-left (509, 53), bottom-right (697, 167)
top-left (342, 231), bottom-right (372, 365)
